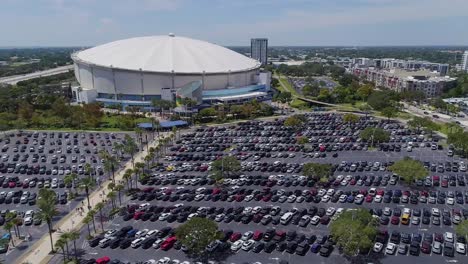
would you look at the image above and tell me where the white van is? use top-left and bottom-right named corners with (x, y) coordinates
top-left (280, 212), bottom-right (294, 225)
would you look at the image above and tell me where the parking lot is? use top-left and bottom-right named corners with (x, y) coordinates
top-left (0, 131), bottom-right (133, 262)
top-left (56, 113), bottom-right (468, 264)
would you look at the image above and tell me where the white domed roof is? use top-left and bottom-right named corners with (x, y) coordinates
top-left (73, 35), bottom-right (261, 74)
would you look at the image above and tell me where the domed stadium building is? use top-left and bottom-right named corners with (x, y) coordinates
top-left (71, 34), bottom-right (271, 109)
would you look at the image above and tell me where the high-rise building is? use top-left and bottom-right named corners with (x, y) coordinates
top-left (462, 51), bottom-right (468, 72)
top-left (250, 38), bottom-right (268, 66)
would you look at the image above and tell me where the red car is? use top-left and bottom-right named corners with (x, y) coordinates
top-left (350, 179), bottom-right (356, 185)
top-left (230, 232), bottom-right (241, 242)
top-left (96, 256), bottom-right (110, 264)
top-left (320, 216), bottom-right (330, 225)
top-left (365, 195), bottom-right (373, 203)
top-left (161, 236), bottom-right (177, 251)
top-left (133, 211), bottom-right (144, 220)
top-left (253, 231), bottom-right (263, 241)
top-left (441, 180), bottom-right (448, 188)
top-left (377, 189), bottom-right (385, 196)
top-left (212, 188), bottom-right (221, 195)
top-left (8, 181), bottom-right (16, 188)
top-left (421, 241), bottom-right (431, 254)
top-left (262, 194), bottom-right (272, 202)
top-left (360, 189), bottom-right (367, 195)
top-left (391, 216), bottom-right (400, 225)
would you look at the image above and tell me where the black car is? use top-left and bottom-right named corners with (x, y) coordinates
top-left (253, 242), bottom-right (265, 253)
top-left (88, 236), bottom-right (104, 247)
top-left (119, 238), bottom-right (132, 249)
top-left (409, 241), bottom-right (420, 256)
top-left (444, 242), bottom-right (454, 257)
top-left (319, 243), bottom-right (333, 257)
top-left (295, 241), bottom-right (310, 256)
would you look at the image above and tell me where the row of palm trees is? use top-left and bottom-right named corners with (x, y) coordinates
top-left (33, 128), bottom-right (176, 262)
top-left (54, 230), bottom-right (80, 263)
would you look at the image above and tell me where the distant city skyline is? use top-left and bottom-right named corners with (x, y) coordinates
top-left (1, 0), bottom-right (468, 47)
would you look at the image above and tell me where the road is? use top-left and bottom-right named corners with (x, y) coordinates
top-left (403, 103), bottom-right (468, 128)
top-left (0, 65), bottom-right (74, 85)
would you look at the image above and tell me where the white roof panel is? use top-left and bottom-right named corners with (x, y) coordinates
top-left (74, 35), bottom-right (261, 74)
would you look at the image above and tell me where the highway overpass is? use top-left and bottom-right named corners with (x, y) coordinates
top-left (0, 65), bottom-right (74, 85)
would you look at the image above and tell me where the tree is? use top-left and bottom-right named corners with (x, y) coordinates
top-left (343, 113), bottom-right (359, 124)
top-left (114, 184), bottom-right (124, 206)
top-left (79, 176), bottom-right (95, 209)
top-left (302, 163), bottom-right (332, 180)
top-left (95, 202), bottom-right (105, 232)
top-left (358, 103), bottom-right (373, 118)
top-left (198, 108), bottom-right (217, 120)
top-left (211, 156), bottom-right (241, 182)
top-left (297, 136), bottom-right (309, 144)
top-left (175, 217), bottom-right (222, 257)
top-left (100, 150), bottom-right (118, 183)
top-left (388, 157), bottom-right (428, 185)
top-left (82, 215), bottom-right (92, 238)
top-left (360, 127), bottom-right (390, 146)
top-left (367, 90), bottom-right (399, 110)
top-left (37, 188), bottom-right (59, 253)
top-left (54, 237), bottom-right (67, 263)
top-left (284, 115), bottom-right (305, 129)
top-left (3, 222), bottom-right (14, 247)
top-left (68, 229), bottom-right (80, 262)
top-left (380, 106), bottom-right (398, 120)
top-left (407, 116), bottom-right (427, 133)
top-left (455, 220), bottom-right (468, 239)
top-left (330, 209), bottom-right (378, 256)
top-left (356, 84), bottom-right (374, 100)
top-left (123, 134), bottom-right (138, 166)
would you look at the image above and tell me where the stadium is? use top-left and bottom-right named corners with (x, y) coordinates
top-left (71, 34), bottom-right (271, 109)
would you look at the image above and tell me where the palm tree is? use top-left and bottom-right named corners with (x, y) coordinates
top-left (54, 237), bottom-right (67, 263)
top-left (123, 169), bottom-right (133, 189)
top-left (68, 229), bottom-right (80, 262)
top-left (82, 215), bottom-right (92, 237)
top-left (113, 142), bottom-right (125, 160)
top-left (87, 210), bottom-right (97, 233)
top-left (3, 222), bottom-right (14, 247)
top-left (84, 163), bottom-right (93, 179)
top-left (144, 155), bottom-right (151, 170)
top-left (79, 176), bottom-right (95, 209)
top-left (115, 184), bottom-right (124, 206)
top-left (63, 173), bottom-right (77, 196)
top-left (107, 191), bottom-right (117, 210)
top-left (100, 150), bottom-right (118, 183)
top-left (60, 232), bottom-right (71, 259)
top-left (123, 134), bottom-right (138, 166)
top-left (37, 188), bottom-right (59, 253)
top-left (95, 202), bottom-right (105, 232)
top-left (12, 217), bottom-right (22, 238)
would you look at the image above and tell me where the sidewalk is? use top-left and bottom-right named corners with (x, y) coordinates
top-left (15, 132), bottom-right (169, 264)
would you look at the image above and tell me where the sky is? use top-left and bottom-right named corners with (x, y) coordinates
top-left (1, 0), bottom-right (468, 47)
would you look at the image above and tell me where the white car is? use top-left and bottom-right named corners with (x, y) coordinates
top-left (146, 229), bottom-right (158, 238)
top-left (231, 240), bottom-right (243, 251)
top-left (444, 232), bottom-right (454, 243)
top-left (339, 195), bottom-right (347, 203)
top-left (104, 229), bottom-right (118, 238)
top-left (287, 195), bottom-right (297, 203)
top-left (136, 229), bottom-right (149, 238)
top-left (215, 214), bottom-right (225, 222)
top-left (158, 213), bottom-right (171, 221)
top-left (152, 239), bottom-right (164, 249)
top-left (157, 257), bottom-right (171, 264)
top-left (131, 237), bottom-right (145, 248)
top-left (326, 207), bottom-right (336, 216)
top-left (374, 195), bottom-right (382, 203)
top-left (244, 195), bottom-right (254, 202)
top-left (25, 210), bottom-right (34, 218)
top-left (194, 194), bottom-right (204, 201)
top-left (373, 242), bottom-right (384, 252)
top-left (321, 195), bottom-right (331, 203)
top-left (241, 231), bottom-right (254, 241)
top-left (24, 217), bottom-right (33, 225)
top-left (447, 197), bottom-right (455, 205)
top-left (242, 239), bottom-right (255, 251)
top-left (385, 243), bottom-right (396, 255)
top-left (456, 242), bottom-right (466, 254)
top-left (310, 216), bottom-right (321, 225)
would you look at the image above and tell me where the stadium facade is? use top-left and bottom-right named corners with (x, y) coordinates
top-left (71, 34), bottom-right (271, 109)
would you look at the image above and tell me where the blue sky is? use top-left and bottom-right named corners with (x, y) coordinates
top-left (1, 0), bottom-right (468, 47)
